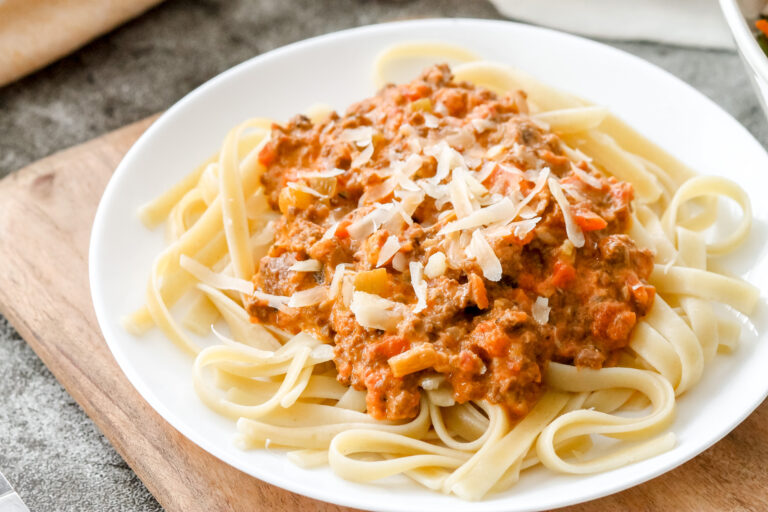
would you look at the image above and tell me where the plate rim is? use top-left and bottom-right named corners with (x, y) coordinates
top-left (89, 17), bottom-right (768, 512)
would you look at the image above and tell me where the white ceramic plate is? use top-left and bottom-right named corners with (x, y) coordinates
top-left (90, 19), bottom-right (768, 512)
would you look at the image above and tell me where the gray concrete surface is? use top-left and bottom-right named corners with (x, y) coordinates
top-left (0, 1), bottom-right (766, 511)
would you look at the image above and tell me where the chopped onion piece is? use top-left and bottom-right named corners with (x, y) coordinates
top-left (409, 262), bottom-right (428, 313)
top-left (350, 291), bottom-right (406, 331)
top-left (424, 252), bottom-right (447, 278)
top-left (532, 296), bottom-right (551, 324)
top-left (466, 230), bottom-right (502, 281)
top-left (289, 259), bottom-right (322, 272)
top-left (548, 177), bottom-right (585, 248)
top-left (288, 286), bottom-right (327, 308)
top-left (180, 255), bottom-right (254, 294)
top-left (377, 236), bottom-right (401, 267)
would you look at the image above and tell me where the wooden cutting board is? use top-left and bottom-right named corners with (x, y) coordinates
top-left (0, 117), bottom-right (766, 512)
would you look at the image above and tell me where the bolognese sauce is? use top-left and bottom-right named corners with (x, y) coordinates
top-left (246, 65), bottom-right (655, 421)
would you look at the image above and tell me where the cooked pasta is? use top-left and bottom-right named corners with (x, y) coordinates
top-left (124, 43), bottom-right (758, 500)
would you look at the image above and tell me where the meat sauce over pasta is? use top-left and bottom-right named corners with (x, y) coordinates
top-left (246, 65), bottom-right (655, 421)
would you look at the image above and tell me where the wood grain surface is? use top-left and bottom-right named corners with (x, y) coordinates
top-left (0, 117), bottom-right (765, 511)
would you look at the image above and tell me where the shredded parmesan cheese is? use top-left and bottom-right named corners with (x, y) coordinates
top-left (349, 291), bottom-right (406, 331)
top-left (572, 164), bottom-right (604, 189)
top-left (347, 205), bottom-right (397, 240)
top-left (532, 296), bottom-right (551, 324)
top-left (252, 290), bottom-right (290, 310)
top-left (377, 236), bottom-right (401, 267)
top-left (392, 253), bottom-right (407, 272)
top-left (423, 113), bottom-right (439, 128)
top-left (341, 274), bottom-right (355, 306)
top-left (511, 167), bottom-right (550, 220)
top-left (287, 182), bottom-right (326, 198)
top-left (485, 144), bottom-right (505, 159)
top-left (289, 259), bottom-right (322, 272)
top-left (446, 128), bottom-right (474, 149)
top-left (180, 255), bottom-right (254, 294)
top-left (351, 143), bottom-right (374, 168)
top-left (297, 168), bottom-right (345, 179)
top-left (466, 230), bottom-right (502, 281)
top-left (475, 161), bottom-right (496, 183)
top-left (548, 177), bottom-right (585, 248)
top-left (287, 287), bottom-right (327, 308)
top-left (409, 262), bottom-right (428, 313)
top-left (329, 264), bottom-right (347, 300)
top-left (448, 173), bottom-right (475, 218)
top-left (321, 221), bottom-right (340, 240)
top-left (440, 197), bottom-right (516, 234)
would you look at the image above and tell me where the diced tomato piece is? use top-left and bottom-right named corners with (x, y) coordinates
top-left (404, 83), bottom-right (432, 101)
top-left (573, 210), bottom-right (608, 232)
top-left (335, 219), bottom-right (351, 239)
top-left (371, 336), bottom-right (409, 359)
top-left (258, 142), bottom-right (277, 167)
top-left (539, 149), bottom-right (570, 168)
top-left (480, 330), bottom-right (510, 358)
top-left (551, 259), bottom-right (576, 289)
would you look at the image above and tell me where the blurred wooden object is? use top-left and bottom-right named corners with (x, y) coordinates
top-left (0, 0), bottom-right (165, 86)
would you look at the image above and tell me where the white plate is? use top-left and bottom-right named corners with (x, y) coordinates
top-left (90, 19), bottom-right (768, 512)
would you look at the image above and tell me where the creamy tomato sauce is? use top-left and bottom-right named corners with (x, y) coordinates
top-left (246, 65), bottom-right (655, 421)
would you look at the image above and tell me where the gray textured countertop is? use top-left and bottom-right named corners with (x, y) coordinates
top-left (1, 1), bottom-right (766, 511)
